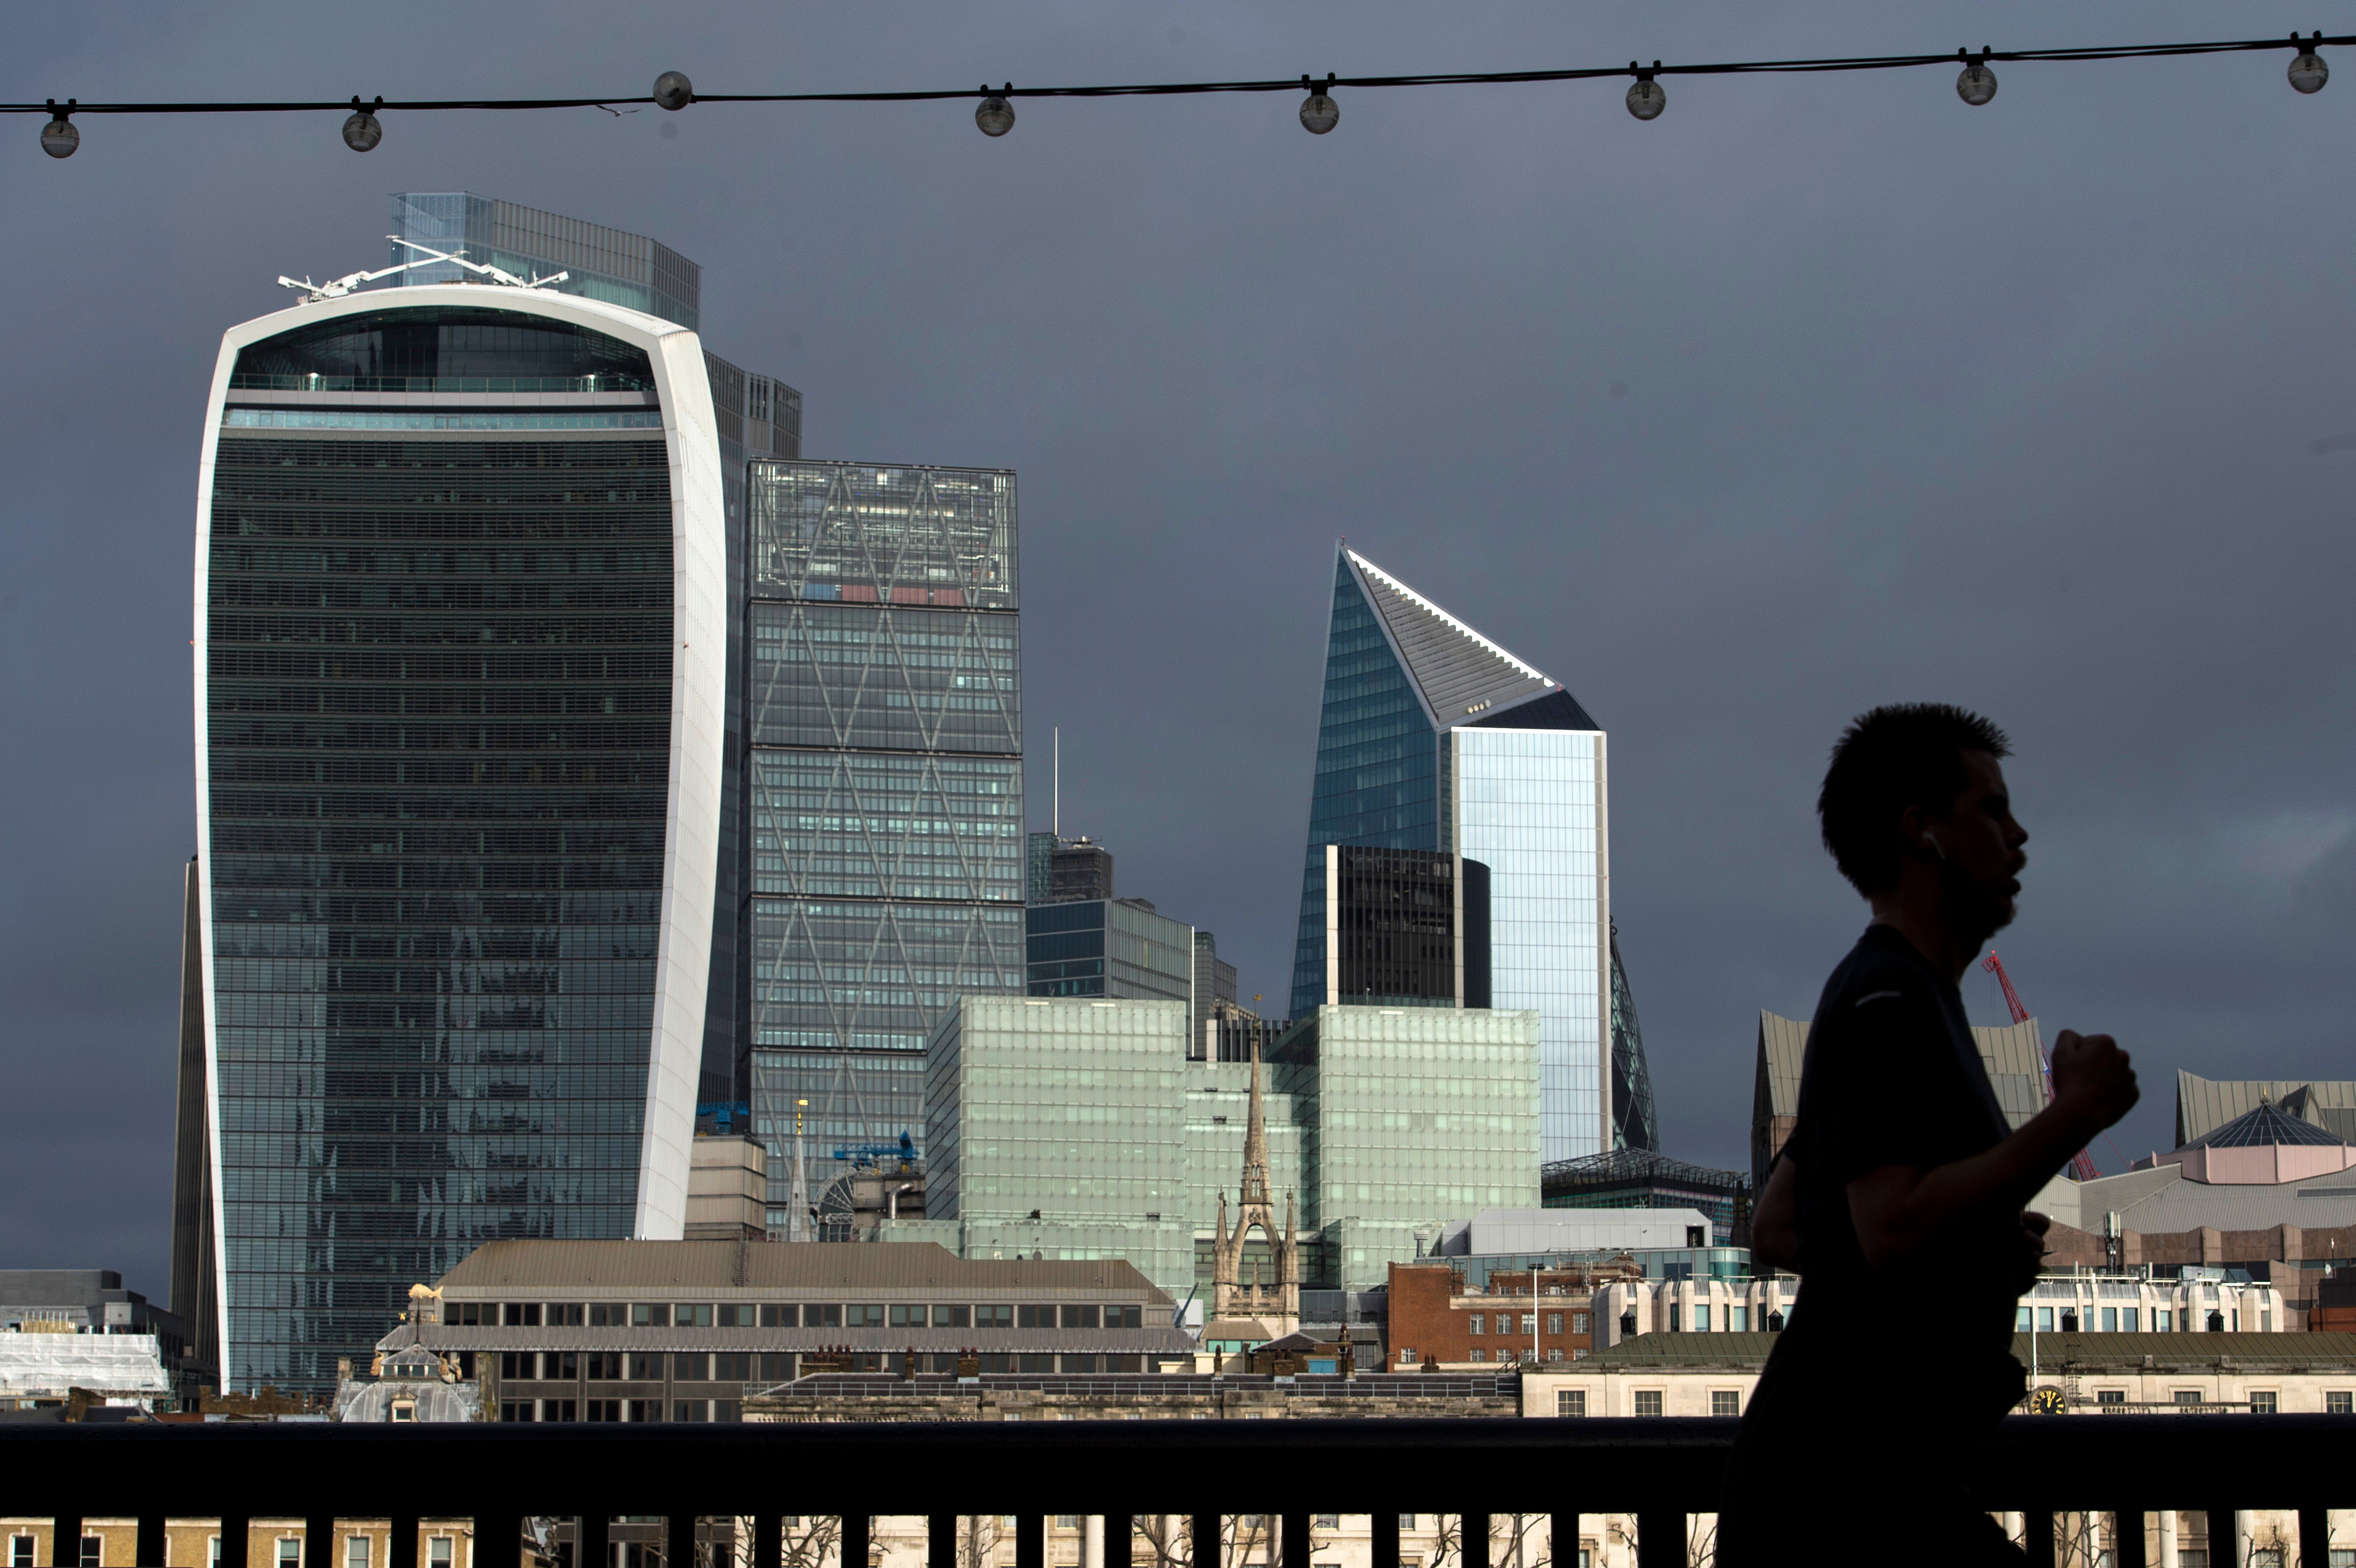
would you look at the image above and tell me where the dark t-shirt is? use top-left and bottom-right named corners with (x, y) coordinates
top-left (1787, 923), bottom-right (2016, 1323)
top-left (1720, 925), bottom-right (2027, 1561)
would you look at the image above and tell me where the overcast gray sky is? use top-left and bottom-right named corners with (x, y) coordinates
top-left (5, 1), bottom-right (2352, 1299)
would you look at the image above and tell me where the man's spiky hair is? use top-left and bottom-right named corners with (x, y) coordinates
top-left (1817, 703), bottom-right (2012, 895)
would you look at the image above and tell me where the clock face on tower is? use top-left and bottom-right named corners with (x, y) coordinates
top-left (2026, 1386), bottom-right (2068, 1415)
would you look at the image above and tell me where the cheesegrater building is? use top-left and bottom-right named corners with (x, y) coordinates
top-left (1289, 547), bottom-right (1658, 1165)
top-left (184, 275), bottom-right (733, 1395)
top-left (741, 460), bottom-right (1025, 1215)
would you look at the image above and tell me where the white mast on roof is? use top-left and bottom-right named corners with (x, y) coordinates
top-left (276, 236), bottom-right (571, 305)
top-left (785, 1097), bottom-right (812, 1244)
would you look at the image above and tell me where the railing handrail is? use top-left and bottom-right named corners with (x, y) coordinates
top-left (3, 1414), bottom-right (2351, 1517)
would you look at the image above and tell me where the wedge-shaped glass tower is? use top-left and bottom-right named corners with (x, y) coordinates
top-left (1290, 547), bottom-right (1656, 1162)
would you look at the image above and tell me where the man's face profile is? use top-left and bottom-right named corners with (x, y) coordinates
top-left (1929, 749), bottom-right (2030, 941)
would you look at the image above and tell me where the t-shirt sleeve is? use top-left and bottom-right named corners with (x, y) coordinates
top-left (1807, 972), bottom-right (1966, 1183)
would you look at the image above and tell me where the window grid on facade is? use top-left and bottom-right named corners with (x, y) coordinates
top-left (745, 461), bottom-right (1022, 1180)
top-left (202, 300), bottom-right (700, 1394)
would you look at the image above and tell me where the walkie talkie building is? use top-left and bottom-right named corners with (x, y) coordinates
top-left (186, 282), bottom-right (724, 1392)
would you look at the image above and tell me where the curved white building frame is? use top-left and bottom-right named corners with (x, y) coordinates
top-left (188, 284), bottom-right (721, 1390)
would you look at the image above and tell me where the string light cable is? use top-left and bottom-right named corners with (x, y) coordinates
top-left (11, 30), bottom-right (2339, 157)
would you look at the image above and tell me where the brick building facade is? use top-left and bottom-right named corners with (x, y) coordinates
top-left (1383, 1261), bottom-right (1635, 1371)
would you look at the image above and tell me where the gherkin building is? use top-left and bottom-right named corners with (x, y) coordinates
top-left (1609, 931), bottom-right (1660, 1152)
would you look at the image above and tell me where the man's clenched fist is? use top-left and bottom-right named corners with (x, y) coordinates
top-left (2050, 1029), bottom-right (2138, 1132)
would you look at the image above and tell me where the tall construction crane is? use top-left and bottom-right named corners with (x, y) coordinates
top-left (1982, 950), bottom-right (2100, 1181)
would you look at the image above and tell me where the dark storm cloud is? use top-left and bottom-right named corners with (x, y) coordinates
top-left (4, 2), bottom-right (2351, 1293)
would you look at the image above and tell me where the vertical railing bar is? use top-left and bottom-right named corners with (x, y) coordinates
top-left (1190, 1515), bottom-right (1219, 1568)
top-left (666, 1514), bottom-right (696, 1568)
top-left (474, 1511), bottom-right (522, 1568)
top-left (844, 1515), bottom-right (874, 1568)
top-left (136, 1513), bottom-right (165, 1568)
top-left (1104, 1516), bottom-right (1133, 1568)
top-left (2113, 1509), bottom-right (2147, 1568)
top-left (388, 1515), bottom-right (419, 1568)
top-left (307, 1514), bottom-right (336, 1568)
top-left (927, 1515), bottom-right (957, 1568)
top-left (54, 1516), bottom-right (83, 1568)
top-left (753, 1514), bottom-right (780, 1568)
top-left (578, 1516), bottom-right (610, 1568)
top-left (1280, 1516), bottom-right (1308, 1568)
top-left (1460, 1515), bottom-right (1490, 1568)
top-left (2024, 1510), bottom-right (2056, 1568)
top-left (1548, 1516), bottom-right (1577, 1568)
top-left (1370, 1513), bottom-right (1399, 1568)
top-left (2300, 1504), bottom-right (2330, 1568)
top-left (1014, 1516), bottom-right (1043, 1568)
top-left (2205, 1504), bottom-right (2236, 1568)
top-left (1632, 1512), bottom-right (1680, 1568)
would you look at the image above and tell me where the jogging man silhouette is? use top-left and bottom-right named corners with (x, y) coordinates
top-left (1716, 704), bottom-right (2139, 1566)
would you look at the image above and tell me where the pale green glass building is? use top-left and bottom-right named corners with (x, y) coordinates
top-left (925, 997), bottom-right (1539, 1297)
top-left (1277, 1005), bottom-right (1543, 1289)
top-left (924, 998), bottom-right (1195, 1295)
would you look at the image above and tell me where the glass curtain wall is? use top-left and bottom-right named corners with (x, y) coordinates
top-left (926, 997), bottom-right (1193, 1296)
top-left (1451, 728), bottom-right (1606, 1165)
top-left (1288, 557), bottom-right (1438, 1018)
top-left (743, 461), bottom-right (1024, 1204)
top-left (203, 308), bottom-right (681, 1392)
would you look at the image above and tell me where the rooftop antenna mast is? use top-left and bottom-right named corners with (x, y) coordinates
top-left (276, 236), bottom-right (571, 306)
top-left (784, 1098), bottom-right (811, 1244)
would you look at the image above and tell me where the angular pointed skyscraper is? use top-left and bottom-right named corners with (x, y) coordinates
top-left (1291, 546), bottom-right (1656, 1163)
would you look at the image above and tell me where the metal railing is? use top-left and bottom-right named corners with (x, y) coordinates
top-left (1, 1413), bottom-right (2347, 1568)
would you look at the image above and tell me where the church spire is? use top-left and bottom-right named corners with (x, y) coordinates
top-left (1241, 1036), bottom-right (1270, 1207)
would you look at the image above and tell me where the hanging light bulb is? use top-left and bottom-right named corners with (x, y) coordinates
top-left (2289, 33), bottom-right (2329, 94)
top-left (1955, 48), bottom-right (1998, 107)
top-left (342, 96), bottom-right (383, 152)
top-left (652, 71), bottom-right (695, 111)
top-left (1625, 64), bottom-right (1665, 121)
top-left (1299, 73), bottom-right (1339, 134)
top-left (975, 85), bottom-right (1015, 137)
top-left (40, 99), bottom-right (77, 158)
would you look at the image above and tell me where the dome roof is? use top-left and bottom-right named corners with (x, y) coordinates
top-left (2187, 1098), bottom-right (2346, 1150)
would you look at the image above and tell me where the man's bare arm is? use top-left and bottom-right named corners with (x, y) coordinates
top-left (1752, 1152), bottom-right (1799, 1273)
top-left (1848, 1030), bottom-right (2136, 1268)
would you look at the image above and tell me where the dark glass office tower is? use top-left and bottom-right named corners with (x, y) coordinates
top-left (742, 462), bottom-right (1024, 1206)
top-left (1289, 546), bottom-right (1647, 1163)
top-left (387, 193), bottom-right (801, 1106)
top-left (1321, 845), bottom-right (1490, 1008)
top-left (189, 284), bottom-right (724, 1393)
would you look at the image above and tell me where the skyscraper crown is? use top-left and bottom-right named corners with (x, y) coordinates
top-left (1343, 549), bottom-right (1599, 729)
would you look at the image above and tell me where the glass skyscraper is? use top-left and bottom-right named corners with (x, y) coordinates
top-left (1289, 547), bottom-right (1655, 1164)
top-left (187, 282), bottom-right (725, 1393)
top-left (742, 461), bottom-right (1024, 1210)
top-left (388, 193), bottom-right (801, 1105)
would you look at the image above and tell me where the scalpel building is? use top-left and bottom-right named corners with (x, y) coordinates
top-left (1289, 547), bottom-right (1657, 1165)
top-left (186, 280), bottom-right (727, 1392)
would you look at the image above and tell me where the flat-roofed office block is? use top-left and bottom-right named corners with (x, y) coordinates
top-left (926, 998), bottom-right (1194, 1297)
top-left (382, 1239), bottom-right (1191, 1418)
top-left (926, 998), bottom-right (1540, 1302)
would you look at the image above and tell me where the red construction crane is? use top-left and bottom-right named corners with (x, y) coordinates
top-left (1981, 950), bottom-right (2100, 1182)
